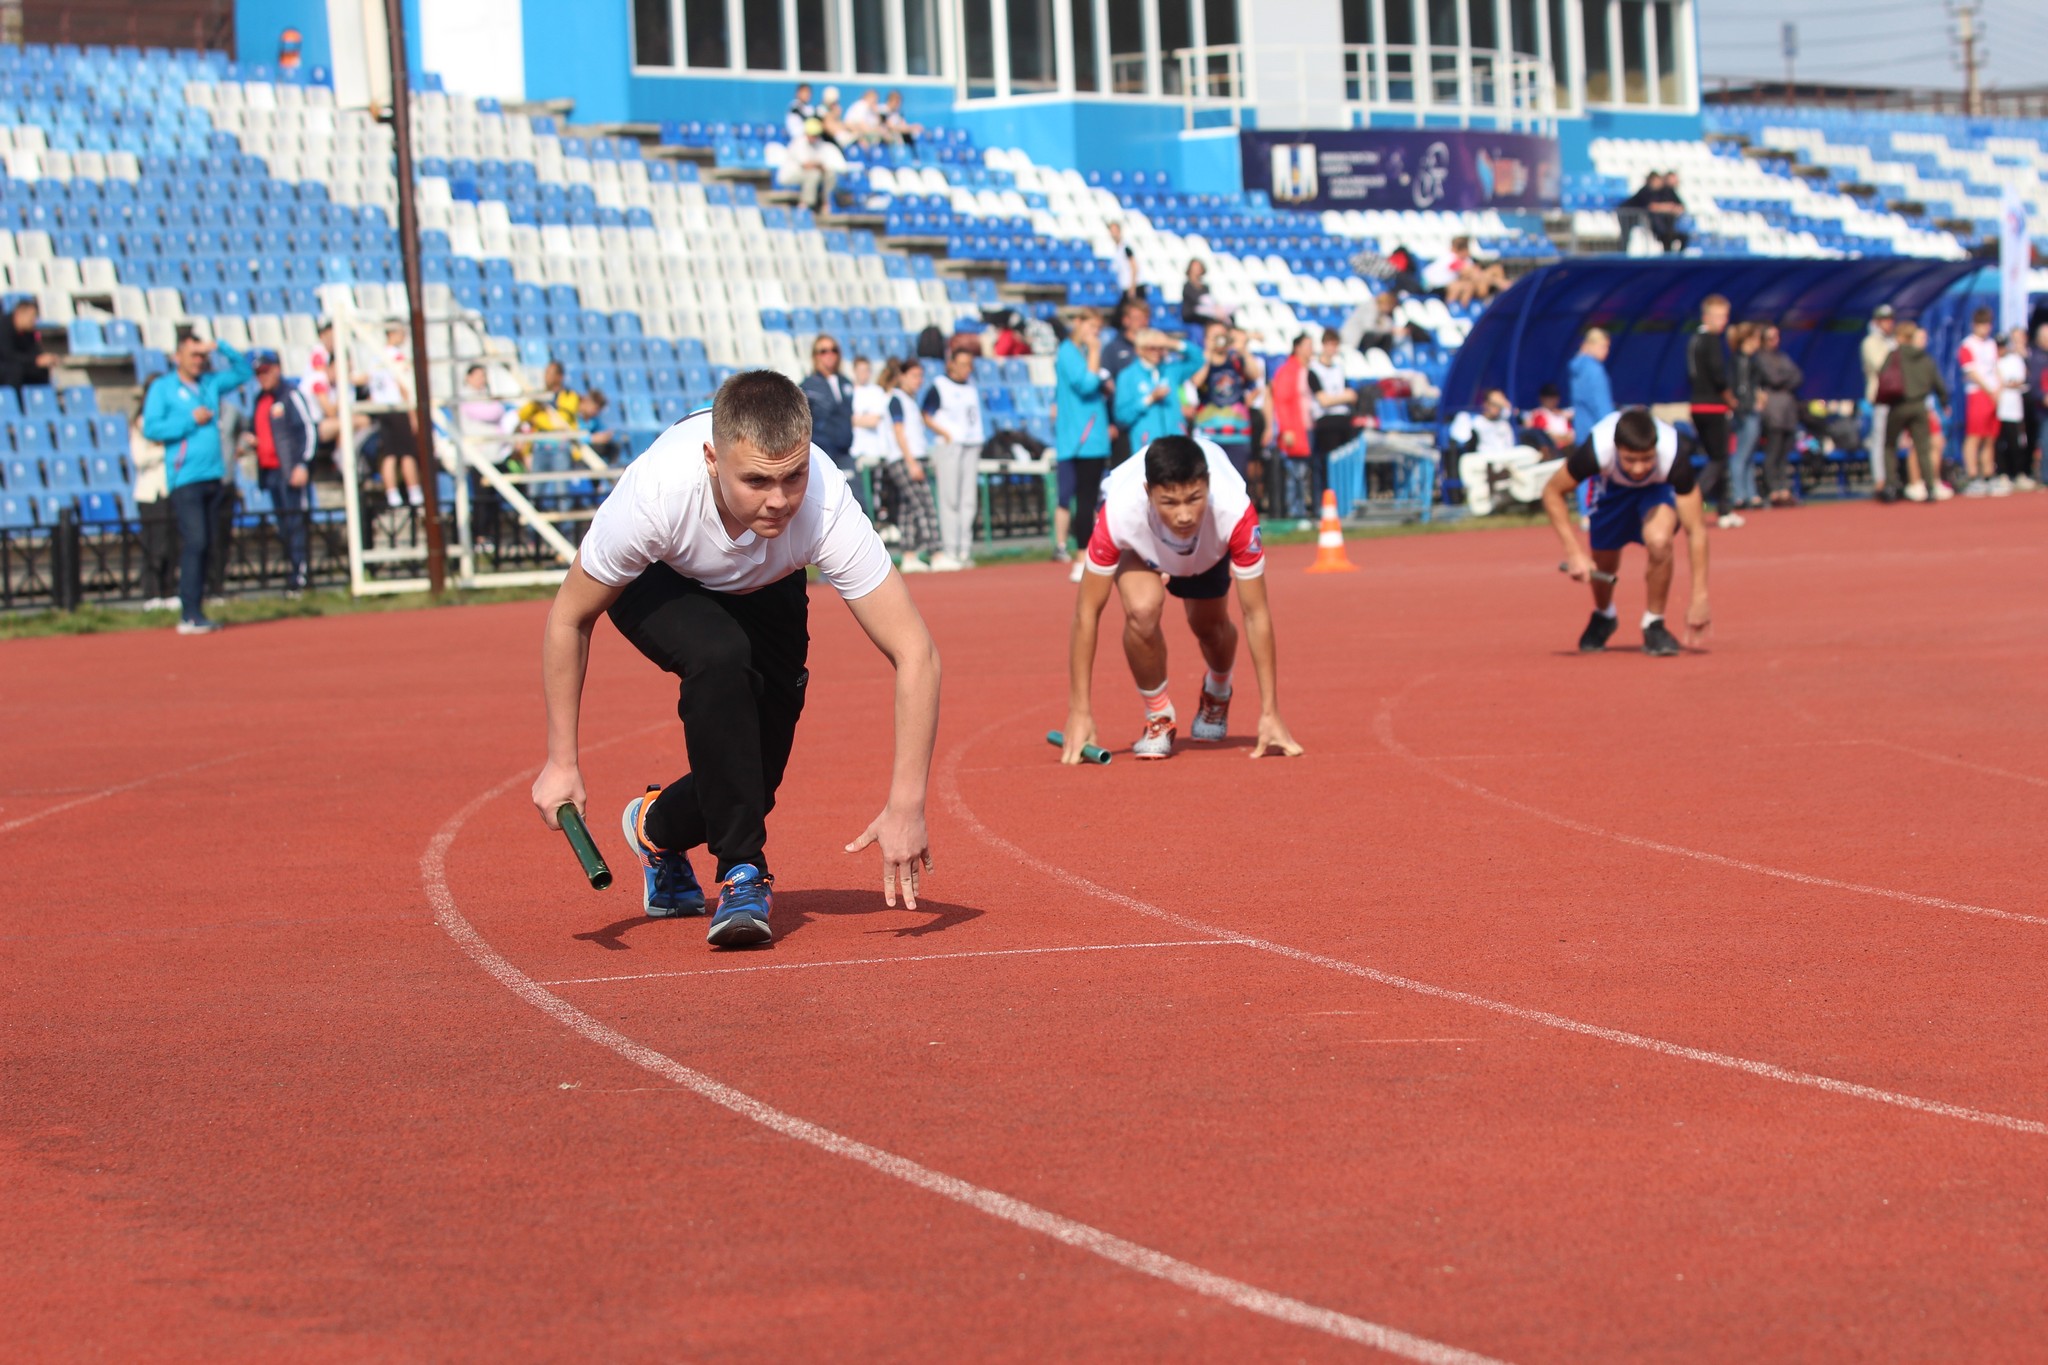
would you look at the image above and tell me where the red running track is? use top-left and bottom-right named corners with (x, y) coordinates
top-left (6, 498), bottom-right (2048, 1362)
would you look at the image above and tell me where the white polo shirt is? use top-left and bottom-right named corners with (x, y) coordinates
top-left (578, 410), bottom-right (891, 599)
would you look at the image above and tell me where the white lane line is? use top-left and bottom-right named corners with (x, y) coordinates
top-left (426, 769), bottom-right (1508, 1365)
top-left (1860, 739), bottom-right (2048, 791)
top-left (1372, 695), bottom-right (2048, 929)
top-left (0, 749), bottom-right (261, 835)
top-left (542, 938), bottom-right (1241, 986)
top-left (939, 721), bottom-right (2048, 1139)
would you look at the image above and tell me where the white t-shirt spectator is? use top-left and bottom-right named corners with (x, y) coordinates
top-left (1086, 438), bottom-right (1265, 581)
top-left (850, 381), bottom-right (891, 459)
top-left (368, 343), bottom-right (410, 406)
top-left (921, 372), bottom-right (983, 444)
top-left (844, 95), bottom-right (881, 137)
top-left (1997, 352), bottom-right (2026, 422)
top-left (578, 409), bottom-right (890, 598)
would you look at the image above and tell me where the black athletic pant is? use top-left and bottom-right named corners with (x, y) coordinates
top-left (608, 564), bottom-right (810, 880)
top-left (1691, 408), bottom-right (1731, 514)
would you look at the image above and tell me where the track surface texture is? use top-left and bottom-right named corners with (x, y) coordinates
top-left (7, 499), bottom-right (2048, 1362)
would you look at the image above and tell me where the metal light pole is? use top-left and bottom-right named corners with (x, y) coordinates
top-left (381, 0), bottom-right (447, 594)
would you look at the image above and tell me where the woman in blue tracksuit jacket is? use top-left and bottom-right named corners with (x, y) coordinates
top-left (143, 336), bottom-right (254, 631)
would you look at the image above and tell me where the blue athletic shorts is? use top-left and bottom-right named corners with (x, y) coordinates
top-left (1588, 481), bottom-right (1677, 551)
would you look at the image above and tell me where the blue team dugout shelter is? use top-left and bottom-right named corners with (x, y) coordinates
top-left (1439, 257), bottom-right (1988, 415)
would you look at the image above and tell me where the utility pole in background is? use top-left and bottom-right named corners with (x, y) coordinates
top-left (1781, 22), bottom-right (1797, 109)
top-left (1952, 2), bottom-right (1983, 118)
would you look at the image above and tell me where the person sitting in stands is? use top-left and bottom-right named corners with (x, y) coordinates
top-left (0, 297), bottom-right (55, 390)
top-left (883, 91), bottom-right (922, 148)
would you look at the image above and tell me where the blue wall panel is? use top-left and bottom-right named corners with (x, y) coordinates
top-left (522, 0), bottom-right (632, 121)
top-left (237, 0), bottom-right (333, 71)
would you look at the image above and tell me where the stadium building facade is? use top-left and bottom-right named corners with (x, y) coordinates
top-left (238, 0), bottom-right (1702, 188)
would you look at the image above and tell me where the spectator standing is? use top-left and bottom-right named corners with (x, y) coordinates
top-left (848, 353), bottom-right (891, 466)
top-left (1726, 322), bottom-right (1765, 518)
top-left (1106, 221), bottom-right (1139, 302)
top-left (1687, 294), bottom-right (1733, 522)
top-left (1269, 333), bottom-right (1314, 468)
top-left (1861, 305), bottom-right (1898, 497)
top-left (1958, 307), bottom-right (2003, 496)
top-left (0, 296), bottom-right (54, 389)
top-left (877, 358), bottom-right (941, 573)
top-left (367, 319), bottom-right (423, 507)
top-left (1052, 308), bottom-right (1112, 570)
top-left (1882, 323), bottom-right (1950, 502)
top-left (1189, 323), bottom-right (1254, 484)
top-left (1113, 329), bottom-right (1201, 448)
top-left (1181, 259), bottom-right (1222, 334)
top-left (1568, 328), bottom-right (1614, 432)
top-left (1995, 330), bottom-right (2031, 491)
top-left (143, 335), bottom-right (253, 634)
top-left (1101, 295), bottom-right (1147, 380)
top-left (800, 333), bottom-right (860, 498)
top-left (1305, 329), bottom-right (1359, 508)
top-left (1756, 325), bottom-right (1804, 506)
top-left (129, 401), bottom-right (176, 610)
top-left (238, 348), bottom-right (320, 594)
top-left (2029, 322), bottom-right (2048, 480)
top-left (920, 345), bottom-right (985, 570)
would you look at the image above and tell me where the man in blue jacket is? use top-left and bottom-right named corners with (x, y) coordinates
top-left (1053, 307), bottom-right (1112, 573)
top-left (144, 334), bottom-right (254, 633)
top-left (799, 333), bottom-right (862, 510)
top-left (1568, 328), bottom-right (1614, 431)
top-left (238, 349), bottom-right (322, 594)
top-left (1112, 329), bottom-right (1204, 451)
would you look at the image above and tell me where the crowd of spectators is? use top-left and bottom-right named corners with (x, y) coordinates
top-left (778, 83), bottom-right (926, 211)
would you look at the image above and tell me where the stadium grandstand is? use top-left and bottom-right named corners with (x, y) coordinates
top-left (0, 0), bottom-right (2043, 614)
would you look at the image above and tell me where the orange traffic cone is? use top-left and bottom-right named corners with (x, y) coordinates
top-left (1305, 488), bottom-right (1357, 573)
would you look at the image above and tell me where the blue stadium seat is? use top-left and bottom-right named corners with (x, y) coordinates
top-left (77, 489), bottom-right (123, 523)
top-left (92, 414), bottom-right (126, 450)
top-left (2, 454), bottom-right (35, 488)
top-left (84, 450), bottom-right (125, 485)
top-left (59, 384), bottom-right (95, 414)
top-left (54, 416), bottom-right (91, 452)
top-left (15, 420), bottom-right (54, 459)
top-left (0, 491), bottom-right (33, 528)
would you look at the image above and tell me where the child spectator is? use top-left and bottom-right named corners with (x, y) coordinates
top-left (920, 344), bottom-right (985, 571)
top-left (1526, 383), bottom-right (1574, 449)
top-left (879, 358), bottom-right (941, 573)
top-left (1996, 330), bottom-right (2031, 492)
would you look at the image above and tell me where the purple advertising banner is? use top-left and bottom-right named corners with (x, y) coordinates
top-left (1240, 129), bottom-right (1561, 214)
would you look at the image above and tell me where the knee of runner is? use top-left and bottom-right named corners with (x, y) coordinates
top-left (1643, 526), bottom-right (1675, 557)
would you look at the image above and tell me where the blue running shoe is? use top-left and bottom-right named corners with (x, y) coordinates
top-left (621, 789), bottom-right (706, 918)
top-left (707, 864), bottom-right (774, 947)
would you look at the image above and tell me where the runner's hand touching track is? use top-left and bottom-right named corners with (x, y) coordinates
top-left (1059, 713), bottom-right (1098, 764)
top-left (1685, 595), bottom-right (1712, 647)
top-left (1250, 713), bottom-right (1303, 759)
top-left (532, 760), bottom-right (584, 830)
top-left (845, 804), bottom-right (933, 908)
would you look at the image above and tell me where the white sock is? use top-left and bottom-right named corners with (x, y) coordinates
top-left (1203, 668), bottom-right (1233, 698)
top-left (385, 488), bottom-right (403, 507)
top-left (407, 485), bottom-right (425, 507)
top-left (1641, 611), bottom-right (1663, 630)
top-left (1597, 603), bottom-right (1617, 620)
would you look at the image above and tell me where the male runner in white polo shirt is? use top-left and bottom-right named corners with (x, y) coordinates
top-left (532, 371), bottom-right (940, 947)
top-left (1060, 434), bottom-right (1303, 763)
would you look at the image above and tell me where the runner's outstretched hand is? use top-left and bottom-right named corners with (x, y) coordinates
top-left (845, 803), bottom-right (933, 908)
top-left (1250, 714), bottom-right (1304, 759)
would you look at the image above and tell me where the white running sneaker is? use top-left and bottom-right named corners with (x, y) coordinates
top-left (929, 552), bottom-right (966, 572)
top-left (1902, 484), bottom-right (1928, 503)
top-left (1716, 512), bottom-right (1745, 529)
top-left (1933, 483), bottom-right (1956, 502)
top-left (1131, 713), bottom-right (1176, 760)
top-left (1190, 686), bottom-right (1231, 742)
top-left (2014, 474), bottom-right (2041, 492)
top-left (1990, 476), bottom-right (2014, 497)
top-left (898, 552), bottom-right (931, 573)
top-left (1963, 479), bottom-right (1989, 498)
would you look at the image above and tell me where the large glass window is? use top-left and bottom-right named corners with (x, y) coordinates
top-left (1511, 0), bottom-right (1537, 54)
top-left (1341, 0), bottom-right (1373, 43)
top-left (685, 0), bottom-right (729, 66)
top-left (1654, 0), bottom-right (1680, 106)
top-left (1619, 0), bottom-right (1647, 104)
top-left (903, 0), bottom-right (938, 75)
top-left (1548, 0), bottom-right (1569, 105)
top-left (1385, 0), bottom-right (1416, 101)
top-left (1580, 0), bottom-right (1610, 103)
top-left (633, 0), bottom-right (674, 66)
top-left (1204, 0), bottom-right (1238, 45)
top-left (1070, 0), bottom-right (1100, 91)
top-left (1158, 0), bottom-right (1191, 95)
top-left (1009, 0), bottom-right (1056, 92)
top-left (963, 0), bottom-right (996, 96)
top-left (744, 0), bottom-right (783, 68)
top-left (853, 0), bottom-right (888, 73)
top-left (1108, 0), bottom-right (1144, 91)
top-left (1467, 0), bottom-right (1496, 50)
top-left (796, 0), bottom-right (835, 72)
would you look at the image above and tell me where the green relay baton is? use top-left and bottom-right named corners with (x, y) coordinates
top-left (1047, 730), bottom-right (1112, 765)
top-left (557, 804), bottom-right (613, 890)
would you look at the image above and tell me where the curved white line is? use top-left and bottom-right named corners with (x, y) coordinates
top-left (425, 768), bottom-right (1508, 1365)
top-left (937, 721), bottom-right (2048, 1138)
top-left (1370, 697), bottom-right (2048, 928)
top-left (0, 749), bottom-right (262, 835)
